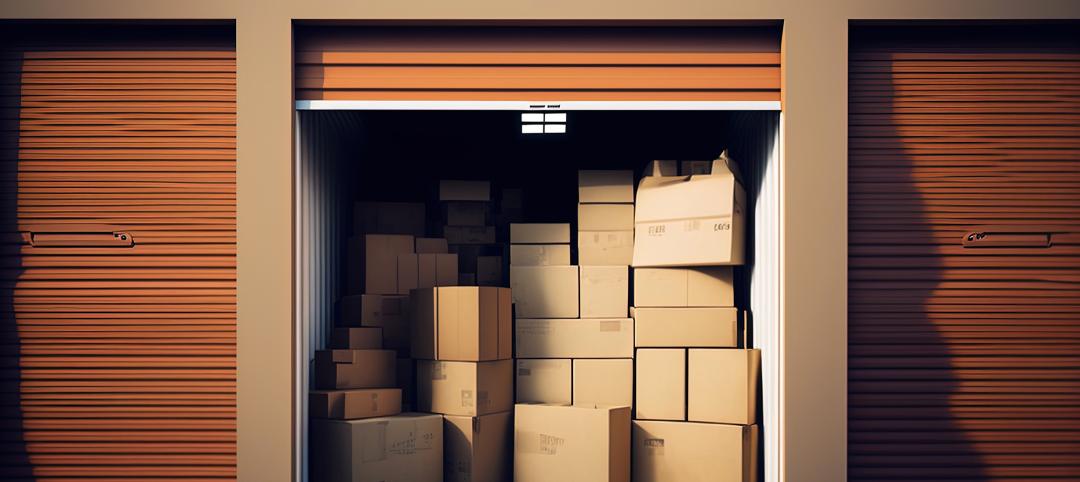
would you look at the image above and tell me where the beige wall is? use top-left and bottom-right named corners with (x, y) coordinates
top-left (2, 1), bottom-right (1078, 481)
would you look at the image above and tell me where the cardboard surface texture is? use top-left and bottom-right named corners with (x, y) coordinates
top-left (515, 318), bottom-right (633, 358)
top-left (410, 287), bottom-right (512, 361)
top-left (688, 349), bottom-right (761, 425)
top-left (510, 244), bottom-right (571, 266)
top-left (578, 169), bottom-right (634, 204)
top-left (416, 237), bottom-right (449, 254)
top-left (573, 359), bottom-right (633, 408)
top-left (578, 204), bottom-right (635, 232)
top-left (330, 327), bottom-right (383, 350)
top-left (514, 404), bottom-right (631, 482)
top-left (635, 349), bottom-right (686, 421)
top-left (633, 307), bottom-right (738, 348)
top-left (515, 359), bottom-right (572, 405)
top-left (580, 265), bottom-right (629, 318)
top-left (633, 267), bottom-right (734, 307)
top-left (633, 421), bottom-right (759, 482)
top-left (440, 180), bottom-right (491, 201)
top-left (510, 223), bottom-right (571, 244)
top-left (444, 226), bottom-right (496, 245)
top-left (311, 413), bottom-right (443, 482)
top-left (444, 412), bottom-right (512, 482)
top-left (309, 388), bottom-right (402, 420)
top-left (362, 234), bottom-right (415, 295)
top-left (313, 349), bottom-right (397, 390)
top-left (417, 360), bottom-right (513, 417)
top-left (418, 253), bottom-right (459, 290)
top-left (633, 153), bottom-right (746, 266)
top-left (509, 265), bottom-right (580, 318)
top-left (578, 230), bottom-right (634, 266)
top-left (354, 202), bottom-right (426, 237)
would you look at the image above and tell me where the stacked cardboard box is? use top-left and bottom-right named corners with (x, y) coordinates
top-left (440, 180), bottom-right (507, 287)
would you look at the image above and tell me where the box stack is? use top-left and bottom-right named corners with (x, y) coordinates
top-left (440, 180), bottom-right (506, 287)
top-left (630, 154), bottom-right (760, 482)
top-left (411, 286), bottom-right (515, 482)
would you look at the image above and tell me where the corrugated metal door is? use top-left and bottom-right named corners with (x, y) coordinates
top-left (295, 26), bottom-right (781, 102)
top-left (0, 25), bottom-right (237, 480)
top-left (848, 24), bottom-right (1080, 480)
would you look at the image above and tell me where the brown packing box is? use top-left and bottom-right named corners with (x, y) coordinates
top-left (514, 404), bottom-right (630, 482)
top-left (330, 327), bottom-right (382, 350)
top-left (416, 360), bottom-right (513, 417)
top-left (578, 204), bottom-right (635, 232)
top-left (354, 201), bottom-right (426, 237)
top-left (515, 359), bottom-right (572, 405)
top-left (418, 253), bottom-right (459, 289)
top-left (476, 255), bottom-right (503, 286)
top-left (635, 348), bottom-right (686, 421)
top-left (410, 287), bottom-right (512, 361)
top-left (444, 226), bottom-right (496, 245)
top-left (445, 202), bottom-right (489, 226)
top-left (510, 223), bottom-right (571, 244)
top-left (338, 294), bottom-right (406, 327)
top-left (509, 265), bottom-right (579, 318)
top-left (578, 230), bottom-right (634, 266)
top-left (633, 307), bottom-right (738, 348)
top-left (572, 359), bottom-right (632, 408)
top-left (444, 412), bottom-right (512, 482)
top-left (688, 349), bottom-right (761, 425)
top-left (580, 265), bottom-right (628, 318)
top-left (397, 357), bottom-right (416, 410)
top-left (633, 153), bottom-right (746, 266)
top-left (440, 180), bottom-right (491, 201)
top-left (397, 254), bottom-right (419, 294)
top-left (633, 267), bottom-right (734, 307)
top-left (633, 421), bottom-right (759, 482)
top-left (509, 244), bottom-right (571, 266)
top-left (515, 318), bottom-right (633, 358)
top-left (578, 169), bottom-right (634, 204)
top-left (313, 349), bottom-right (396, 390)
top-left (309, 388), bottom-right (402, 420)
top-left (416, 237), bottom-right (449, 254)
top-left (311, 413), bottom-right (443, 482)
top-left (362, 234), bottom-right (415, 295)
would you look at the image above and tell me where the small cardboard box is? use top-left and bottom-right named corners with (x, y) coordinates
top-left (417, 360), bottom-right (513, 417)
top-left (362, 234), bottom-right (415, 295)
top-left (578, 230), bottom-right (634, 266)
top-left (509, 265), bottom-right (579, 318)
top-left (444, 226), bottom-right (497, 245)
top-left (633, 307), bottom-right (738, 348)
top-left (510, 223), bottom-right (570, 244)
top-left (515, 359), bottom-right (572, 405)
top-left (309, 388), bottom-right (402, 420)
top-left (330, 327), bottom-right (383, 350)
top-left (633, 153), bottom-right (746, 266)
top-left (311, 413), bottom-right (443, 482)
top-left (580, 265), bottom-right (628, 318)
top-left (572, 359), bottom-right (632, 408)
top-left (515, 318), bottom-right (633, 359)
top-left (578, 204), bottom-right (634, 232)
top-left (578, 170), bottom-right (634, 204)
top-left (514, 404), bottom-right (630, 482)
top-left (632, 421), bottom-right (758, 482)
top-left (444, 412), bottom-right (512, 482)
top-left (418, 253), bottom-right (459, 289)
top-left (441, 180), bottom-right (491, 202)
top-left (416, 237), bottom-right (449, 254)
top-left (688, 349), bottom-right (761, 425)
top-left (635, 348), bottom-right (686, 421)
top-left (476, 255), bottom-right (503, 286)
top-left (633, 267), bottom-right (734, 307)
top-left (445, 202), bottom-right (490, 227)
top-left (313, 349), bottom-right (396, 390)
top-left (410, 287), bottom-right (512, 362)
top-left (354, 202), bottom-right (426, 237)
top-left (510, 244), bottom-right (571, 266)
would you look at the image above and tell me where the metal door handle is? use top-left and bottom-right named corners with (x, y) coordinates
top-left (963, 230), bottom-right (1051, 248)
top-left (22, 225), bottom-right (134, 248)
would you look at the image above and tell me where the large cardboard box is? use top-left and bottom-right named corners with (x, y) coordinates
top-left (633, 267), bottom-right (734, 307)
top-left (580, 265), bottom-right (628, 318)
top-left (578, 230), bottom-right (634, 266)
top-left (330, 327), bottom-right (383, 350)
top-left (633, 307), bottom-right (738, 348)
top-left (632, 421), bottom-right (758, 482)
top-left (354, 202), bottom-right (426, 237)
top-left (515, 318), bottom-right (633, 358)
top-left (510, 223), bottom-right (570, 244)
top-left (444, 226), bottom-right (496, 245)
top-left (688, 349), bottom-right (761, 425)
top-left (514, 404), bottom-right (630, 482)
top-left (578, 204), bottom-right (634, 232)
top-left (418, 253), bottom-right (459, 289)
top-left (510, 244), bottom-right (571, 266)
top-left (362, 234), bottom-right (415, 295)
top-left (635, 348), bottom-right (686, 421)
top-left (515, 359), bottom-right (572, 405)
top-left (509, 265), bottom-right (579, 318)
top-left (572, 359), bottom-right (632, 408)
top-left (440, 180), bottom-right (491, 201)
top-left (444, 412), bottom-right (512, 482)
top-left (417, 360), bottom-right (513, 417)
top-left (311, 413), bottom-right (443, 482)
top-left (578, 169), bottom-right (634, 204)
top-left (633, 154), bottom-right (746, 267)
top-left (445, 201), bottom-right (489, 226)
top-left (314, 349), bottom-right (396, 390)
top-left (416, 237), bottom-right (449, 254)
top-left (410, 287), bottom-right (512, 362)
top-left (309, 388), bottom-right (402, 420)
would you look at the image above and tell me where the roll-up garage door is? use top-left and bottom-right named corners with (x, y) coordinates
top-left (0, 25), bottom-right (236, 480)
top-left (849, 24), bottom-right (1080, 481)
top-left (295, 26), bottom-right (781, 102)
